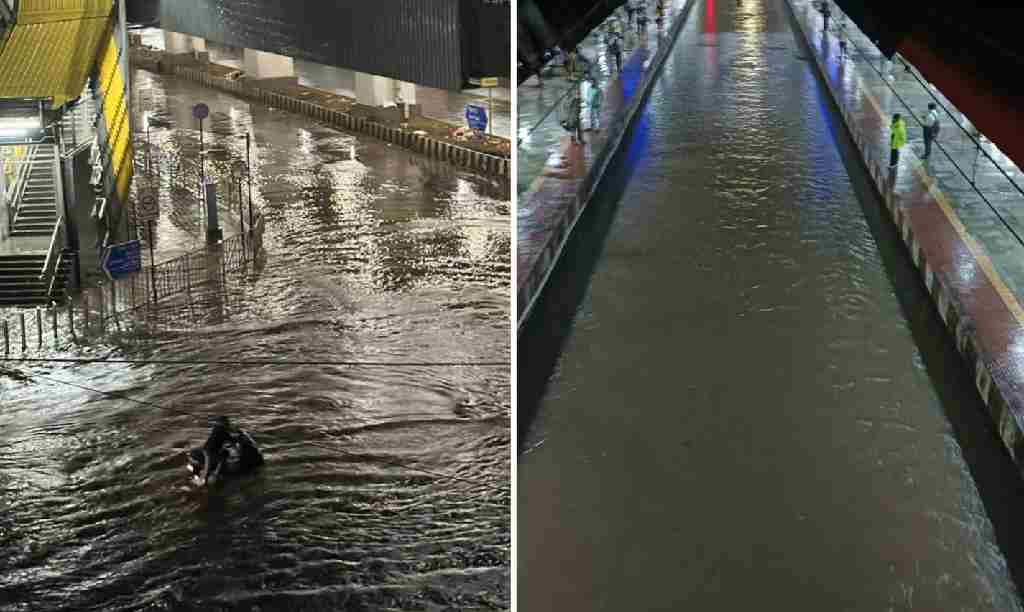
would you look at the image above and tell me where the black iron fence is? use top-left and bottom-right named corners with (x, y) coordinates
top-left (0, 217), bottom-right (265, 358)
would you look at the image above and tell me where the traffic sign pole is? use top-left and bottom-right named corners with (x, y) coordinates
top-left (193, 103), bottom-right (210, 232)
top-left (488, 88), bottom-right (493, 137)
top-left (148, 221), bottom-right (157, 304)
top-left (246, 132), bottom-right (254, 236)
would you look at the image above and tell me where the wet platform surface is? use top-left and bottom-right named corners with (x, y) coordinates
top-left (517, 0), bottom-right (692, 327)
top-left (519, 0), bottom-right (1024, 609)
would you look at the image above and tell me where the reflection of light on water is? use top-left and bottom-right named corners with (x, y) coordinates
top-left (297, 128), bottom-right (315, 156)
top-left (463, 223), bottom-right (494, 261)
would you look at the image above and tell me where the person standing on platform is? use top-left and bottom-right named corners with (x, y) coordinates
top-left (637, 4), bottom-right (648, 34)
top-left (923, 103), bottom-right (940, 159)
top-left (587, 78), bottom-right (603, 131)
top-left (609, 33), bottom-right (623, 72)
top-left (821, 1), bottom-right (831, 32)
top-left (890, 113), bottom-right (907, 169)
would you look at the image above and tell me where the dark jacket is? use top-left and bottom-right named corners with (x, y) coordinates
top-left (203, 423), bottom-right (231, 456)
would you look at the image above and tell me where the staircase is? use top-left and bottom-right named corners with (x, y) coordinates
top-left (0, 252), bottom-right (72, 306)
top-left (11, 146), bottom-right (59, 238)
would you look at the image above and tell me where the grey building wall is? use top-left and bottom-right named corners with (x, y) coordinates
top-left (152, 0), bottom-right (469, 91)
top-left (460, 0), bottom-right (510, 81)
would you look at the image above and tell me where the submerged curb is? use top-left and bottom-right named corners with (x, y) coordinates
top-left (133, 56), bottom-right (509, 179)
top-left (785, 0), bottom-right (1024, 470)
top-left (516, 0), bottom-right (697, 333)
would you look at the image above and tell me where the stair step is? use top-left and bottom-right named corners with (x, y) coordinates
top-left (0, 255), bottom-right (45, 262)
top-left (0, 262), bottom-right (45, 268)
top-left (12, 226), bottom-right (55, 234)
top-left (0, 289), bottom-right (48, 296)
top-left (0, 260), bottom-right (44, 267)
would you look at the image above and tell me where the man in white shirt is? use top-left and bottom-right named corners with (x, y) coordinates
top-left (923, 102), bottom-right (939, 159)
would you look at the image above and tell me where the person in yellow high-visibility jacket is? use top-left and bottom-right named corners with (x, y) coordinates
top-left (890, 113), bottom-right (907, 169)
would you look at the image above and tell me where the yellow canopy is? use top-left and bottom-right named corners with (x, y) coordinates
top-left (17, 0), bottom-right (113, 24)
top-left (0, 0), bottom-right (113, 106)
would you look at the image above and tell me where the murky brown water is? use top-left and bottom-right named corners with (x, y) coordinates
top-left (0, 68), bottom-right (510, 610)
top-left (519, 1), bottom-right (1024, 610)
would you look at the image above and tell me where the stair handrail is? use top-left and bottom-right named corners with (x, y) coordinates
top-left (45, 248), bottom-right (65, 302)
top-left (7, 144), bottom-right (37, 232)
top-left (59, 96), bottom-right (96, 160)
top-left (39, 214), bottom-right (64, 284)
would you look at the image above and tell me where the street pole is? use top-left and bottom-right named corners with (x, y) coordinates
top-left (148, 220), bottom-right (157, 303)
top-left (237, 174), bottom-right (245, 256)
top-left (199, 117), bottom-right (205, 188)
top-left (245, 132), bottom-right (254, 233)
top-left (488, 87), bottom-right (493, 137)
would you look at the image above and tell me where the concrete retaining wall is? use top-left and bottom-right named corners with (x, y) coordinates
top-left (147, 61), bottom-right (509, 179)
top-left (784, 0), bottom-right (1024, 469)
top-left (516, 0), bottom-right (697, 332)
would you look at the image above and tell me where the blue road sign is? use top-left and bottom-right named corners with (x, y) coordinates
top-left (465, 104), bottom-right (488, 131)
top-left (103, 240), bottom-right (142, 280)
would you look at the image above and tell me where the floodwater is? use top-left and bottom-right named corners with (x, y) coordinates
top-left (519, 0), bottom-right (1024, 610)
top-left (0, 66), bottom-right (510, 610)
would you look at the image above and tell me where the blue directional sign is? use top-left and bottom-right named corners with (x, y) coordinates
top-left (102, 240), bottom-right (142, 280)
top-left (465, 104), bottom-right (488, 132)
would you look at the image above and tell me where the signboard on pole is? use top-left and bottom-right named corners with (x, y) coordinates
top-left (479, 77), bottom-right (499, 88)
top-left (192, 103), bottom-right (209, 120)
top-left (465, 104), bottom-right (488, 132)
top-left (102, 240), bottom-right (142, 280)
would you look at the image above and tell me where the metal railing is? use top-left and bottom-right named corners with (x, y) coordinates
top-left (0, 215), bottom-right (267, 358)
top-left (38, 215), bottom-right (65, 288)
top-left (819, 3), bottom-right (1024, 252)
top-left (146, 215), bottom-right (264, 302)
top-left (59, 90), bottom-right (98, 159)
top-left (5, 144), bottom-right (36, 232)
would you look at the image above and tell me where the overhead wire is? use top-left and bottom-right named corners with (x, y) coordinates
top-left (0, 357), bottom-right (507, 367)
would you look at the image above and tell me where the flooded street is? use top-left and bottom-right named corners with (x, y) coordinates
top-left (0, 66), bottom-right (510, 611)
top-left (519, 0), bottom-right (1024, 610)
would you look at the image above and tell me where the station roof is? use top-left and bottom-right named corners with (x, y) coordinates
top-left (0, 0), bottom-right (113, 107)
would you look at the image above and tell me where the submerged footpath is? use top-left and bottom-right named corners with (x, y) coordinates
top-left (130, 44), bottom-right (511, 179)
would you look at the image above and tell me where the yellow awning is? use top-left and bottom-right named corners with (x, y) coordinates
top-left (0, 16), bottom-right (110, 106)
top-left (17, 0), bottom-right (113, 24)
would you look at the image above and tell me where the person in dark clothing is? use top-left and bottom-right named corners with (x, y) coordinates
top-left (202, 416), bottom-right (234, 482)
top-left (821, 1), bottom-right (831, 32)
top-left (609, 34), bottom-right (622, 72)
